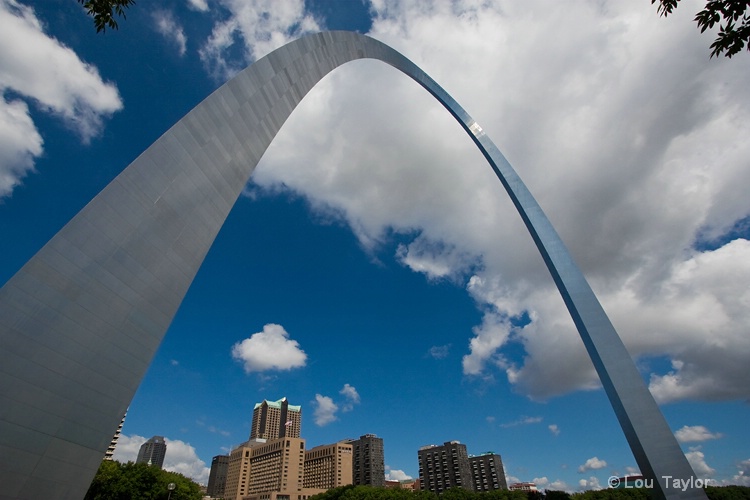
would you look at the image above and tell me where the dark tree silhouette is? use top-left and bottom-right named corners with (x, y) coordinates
top-left (77, 0), bottom-right (135, 32)
top-left (652, 0), bottom-right (750, 58)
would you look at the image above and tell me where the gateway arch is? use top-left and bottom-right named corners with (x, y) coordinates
top-left (0, 32), bottom-right (703, 500)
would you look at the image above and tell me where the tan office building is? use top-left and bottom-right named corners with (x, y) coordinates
top-left (225, 439), bottom-right (262, 500)
top-left (225, 437), bottom-right (326, 500)
top-left (304, 442), bottom-right (353, 489)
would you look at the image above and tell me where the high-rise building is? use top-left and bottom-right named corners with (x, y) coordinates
top-left (225, 440), bottom-right (256, 500)
top-left (469, 452), bottom-right (508, 491)
top-left (207, 454), bottom-right (229, 498)
top-left (136, 436), bottom-right (167, 469)
top-left (104, 411), bottom-right (127, 461)
top-left (348, 434), bottom-right (385, 487)
top-left (418, 441), bottom-right (473, 494)
top-left (304, 441), bottom-right (353, 489)
top-left (224, 437), bottom-right (325, 500)
top-left (246, 438), bottom-right (305, 496)
top-left (250, 397), bottom-right (301, 440)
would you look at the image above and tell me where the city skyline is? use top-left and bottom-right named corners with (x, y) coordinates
top-left (1, 0), bottom-right (748, 492)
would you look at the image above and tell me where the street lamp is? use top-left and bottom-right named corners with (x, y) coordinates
top-left (167, 482), bottom-right (176, 500)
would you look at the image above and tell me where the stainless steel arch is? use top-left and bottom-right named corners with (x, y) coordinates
top-left (0, 31), bottom-right (702, 500)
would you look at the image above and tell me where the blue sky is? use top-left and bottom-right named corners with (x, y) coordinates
top-left (1, 0), bottom-right (749, 490)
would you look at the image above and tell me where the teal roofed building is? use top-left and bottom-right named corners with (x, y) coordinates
top-left (250, 397), bottom-right (301, 440)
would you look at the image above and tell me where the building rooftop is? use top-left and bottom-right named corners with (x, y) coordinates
top-left (253, 397), bottom-right (301, 412)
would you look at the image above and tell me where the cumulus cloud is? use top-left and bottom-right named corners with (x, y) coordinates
top-left (548, 424), bottom-right (560, 436)
top-left (163, 438), bottom-right (211, 485)
top-left (675, 425), bottom-right (723, 443)
top-left (534, 476), bottom-right (550, 488)
top-left (249, 0), bottom-right (750, 403)
top-left (313, 394), bottom-right (338, 426)
top-left (153, 10), bottom-right (187, 57)
top-left (535, 477), bottom-right (571, 492)
top-left (339, 383), bottom-right (361, 411)
top-left (0, 0), bottom-right (122, 197)
top-left (198, 0), bottom-right (320, 80)
top-left (729, 459), bottom-right (750, 486)
top-left (578, 457), bottom-right (607, 473)
top-left (578, 477), bottom-right (602, 491)
top-left (231, 323), bottom-right (307, 373)
top-left (685, 448), bottom-right (716, 478)
top-left (386, 466), bottom-right (413, 481)
top-left (111, 433), bottom-right (147, 462)
top-left (314, 384), bottom-right (360, 422)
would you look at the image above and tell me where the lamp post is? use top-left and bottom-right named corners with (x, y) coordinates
top-left (167, 482), bottom-right (176, 500)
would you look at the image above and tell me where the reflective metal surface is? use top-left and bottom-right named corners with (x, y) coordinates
top-left (0, 31), bottom-right (703, 500)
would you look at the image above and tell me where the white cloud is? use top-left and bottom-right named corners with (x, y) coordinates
top-left (386, 466), bottom-right (413, 481)
top-left (312, 394), bottom-right (338, 426)
top-left (675, 425), bottom-right (723, 443)
top-left (0, 0), bottom-right (122, 197)
top-left (187, 0), bottom-right (208, 12)
top-left (231, 323), bottom-right (307, 373)
top-left (505, 474), bottom-right (521, 486)
top-left (685, 448), bottom-right (715, 479)
top-left (0, 98), bottom-right (41, 196)
top-left (578, 477), bottom-right (602, 491)
top-left (548, 479), bottom-right (572, 491)
top-left (534, 476), bottom-right (550, 487)
top-left (534, 477), bottom-right (572, 492)
top-left (396, 238), bottom-right (475, 281)
top-left (339, 383), bottom-right (361, 412)
top-left (163, 438), bottom-right (210, 485)
top-left (111, 433), bottom-right (147, 462)
top-left (153, 10), bottom-right (187, 57)
top-left (250, 0), bottom-right (750, 403)
top-left (729, 459), bottom-right (750, 486)
top-left (198, 0), bottom-right (320, 81)
top-left (462, 312), bottom-right (514, 377)
top-left (111, 434), bottom-right (209, 484)
top-left (548, 424), bottom-right (560, 436)
top-left (578, 457), bottom-right (607, 473)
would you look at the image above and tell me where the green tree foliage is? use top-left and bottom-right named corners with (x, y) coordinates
top-left (76, 0), bottom-right (135, 32)
top-left (311, 486), bottom-right (750, 500)
top-left (571, 487), bottom-right (651, 500)
top-left (311, 486), bottom-right (548, 500)
top-left (652, 0), bottom-right (750, 58)
top-left (705, 485), bottom-right (750, 500)
top-left (545, 491), bottom-right (572, 500)
top-left (84, 460), bottom-right (203, 500)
